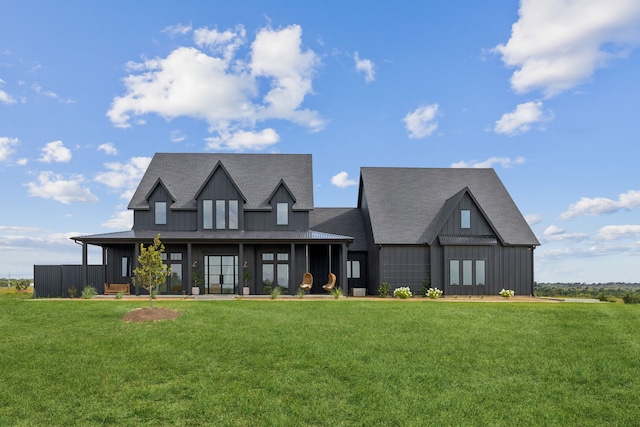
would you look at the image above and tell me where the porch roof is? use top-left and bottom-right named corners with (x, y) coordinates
top-left (438, 235), bottom-right (498, 246)
top-left (71, 229), bottom-right (354, 245)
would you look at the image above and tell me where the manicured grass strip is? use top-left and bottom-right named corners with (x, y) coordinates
top-left (1, 298), bottom-right (639, 426)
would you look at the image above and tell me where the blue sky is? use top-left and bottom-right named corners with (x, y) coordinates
top-left (1, 0), bottom-right (639, 283)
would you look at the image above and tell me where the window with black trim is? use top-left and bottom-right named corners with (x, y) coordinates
top-left (461, 209), bottom-right (470, 228)
top-left (155, 201), bottom-right (167, 225)
top-left (449, 258), bottom-right (485, 286)
top-left (277, 203), bottom-right (288, 225)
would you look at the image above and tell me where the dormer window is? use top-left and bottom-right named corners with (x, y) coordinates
top-left (155, 202), bottom-right (167, 225)
top-left (461, 209), bottom-right (470, 229)
top-left (277, 202), bottom-right (288, 225)
top-left (216, 200), bottom-right (226, 229)
top-left (204, 199), bottom-right (239, 230)
top-left (203, 200), bottom-right (213, 229)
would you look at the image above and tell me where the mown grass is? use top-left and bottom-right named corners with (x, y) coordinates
top-left (1, 290), bottom-right (639, 426)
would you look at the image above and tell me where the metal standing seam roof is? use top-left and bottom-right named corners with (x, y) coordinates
top-left (128, 153), bottom-right (314, 211)
top-left (72, 230), bottom-right (354, 244)
top-left (359, 167), bottom-right (540, 246)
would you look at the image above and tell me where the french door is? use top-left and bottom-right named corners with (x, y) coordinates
top-left (204, 255), bottom-right (238, 294)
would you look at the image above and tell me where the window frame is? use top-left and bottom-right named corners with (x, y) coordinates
top-left (155, 201), bottom-right (167, 225)
top-left (276, 202), bottom-right (289, 225)
top-left (461, 209), bottom-right (471, 229)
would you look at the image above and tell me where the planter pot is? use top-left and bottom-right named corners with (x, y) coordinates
top-left (243, 286), bottom-right (250, 296)
top-left (192, 287), bottom-right (200, 295)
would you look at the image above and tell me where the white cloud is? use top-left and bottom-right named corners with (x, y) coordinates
top-left (354, 51), bottom-right (375, 83)
top-left (331, 172), bottom-right (358, 188)
top-left (39, 140), bottom-right (72, 163)
top-left (524, 213), bottom-right (542, 225)
top-left (101, 209), bottom-right (133, 230)
top-left (94, 156), bottom-right (152, 198)
top-left (170, 130), bottom-right (186, 143)
top-left (560, 189), bottom-right (640, 219)
top-left (162, 23), bottom-right (193, 37)
top-left (494, 101), bottom-right (550, 135)
top-left (205, 128), bottom-right (279, 151)
top-left (97, 142), bottom-right (118, 156)
top-left (107, 24), bottom-right (323, 149)
top-left (451, 156), bottom-right (526, 169)
top-left (194, 25), bottom-right (246, 61)
top-left (31, 83), bottom-right (74, 103)
top-left (0, 79), bottom-right (16, 105)
top-left (0, 136), bottom-right (19, 161)
top-left (16, 158), bottom-right (28, 166)
top-left (493, 0), bottom-right (640, 97)
top-left (596, 225), bottom-right (640, 241)
top-left (26, 171), bottom-right (98, 204)
top-left (542, 225), bottom-right (588, 242)
top-left (402, 103), bottom-right (439, 139)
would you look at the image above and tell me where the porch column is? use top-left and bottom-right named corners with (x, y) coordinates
top-left (102, 246), bottom-right (107, 292)
top-left (290, 243), bottom-right (296, 295)
top-left (82, 242), bottom-right (88, 290)
top-left (340, 243), bottom-right (348, 296)
top-left (238, 243), bottom-right (244, 295)
top-left (187, 243), bottom-right (192, 295)
top-left (134, 242), bottom-right (140, 296)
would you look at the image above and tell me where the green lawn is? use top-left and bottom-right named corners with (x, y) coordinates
top-left (1, 291), bottom-right (639, 426)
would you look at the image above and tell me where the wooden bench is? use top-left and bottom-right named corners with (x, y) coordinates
top-left (104, 283), bottom-right (130, 295)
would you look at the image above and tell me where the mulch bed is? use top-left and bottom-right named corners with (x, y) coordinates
top-left (122, 307), bottom-right (181, 322)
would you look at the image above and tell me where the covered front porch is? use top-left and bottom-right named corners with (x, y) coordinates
top-left (71, 230), bottom-right (353, 297)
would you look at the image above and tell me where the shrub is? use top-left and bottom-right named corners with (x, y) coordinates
top-left (115, 291), bottom-right (124, 300)
top-left (499, 289), bottom-right (515, 299)
top-left (426, 287), bottom-right (443, 299)
top-left (393, 286), bottom-right (412, 299)
top-left (297, 287), bottom-right (305, 299)
top-left (271, 286), bottom-right (282, 299)
top-left (420, 277), bottom-right (431, 297)
top-left (596, 291), bottom-right (615, 303)
top-left (378, 282), bottom-right (391, 298)
top-left (330, 287), bottom-right (343, 299)
top-left (68, 285), bottom-right (77, 298)
top-left (622, 292), bottom-right (640, 304)
top-left (81, 286), bottom-right (97, 299)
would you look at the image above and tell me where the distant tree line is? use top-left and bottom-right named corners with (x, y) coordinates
top-left (534, 282), bottom-right (640, 299)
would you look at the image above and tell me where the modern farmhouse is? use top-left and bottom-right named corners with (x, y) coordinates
top-left (64, 153), bottom-right (539, 297)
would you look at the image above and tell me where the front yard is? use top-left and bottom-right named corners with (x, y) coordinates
top-left (1, 290), bottom-right (639, 426)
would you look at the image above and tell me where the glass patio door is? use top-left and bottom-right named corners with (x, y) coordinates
top-left (204, 255), bottom-right (238, 294)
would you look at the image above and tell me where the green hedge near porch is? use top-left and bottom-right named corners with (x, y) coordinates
top-left (1, 296), bottom-right (639, 426)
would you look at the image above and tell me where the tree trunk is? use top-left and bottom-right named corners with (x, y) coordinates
top-left (149, 285), bottom-right (153, 308)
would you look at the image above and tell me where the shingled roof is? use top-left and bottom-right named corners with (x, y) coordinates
top-left (359, 167), bottom-right (540, 246)
top-left (309, 208), bottom-right (368, 251)
top-left (128, 153), bottom-right (314, 211)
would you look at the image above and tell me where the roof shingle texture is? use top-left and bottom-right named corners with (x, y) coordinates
top-left (360, 167), bottom-right (539, 246)
top-left (128, 153), bottom-right (314, 211)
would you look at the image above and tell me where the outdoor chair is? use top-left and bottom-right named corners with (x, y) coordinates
top-left (300, 272), bottom-right (313, 292)
top-left (322, 273), bottom-right (336, 292)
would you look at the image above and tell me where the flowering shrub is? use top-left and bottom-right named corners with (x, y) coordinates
top-left (393, 286), bottom-right (412, 299)
top-left (499, 289), bottom-right (515, 299)
top-left (426, 287), bottom-right (443, 299)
